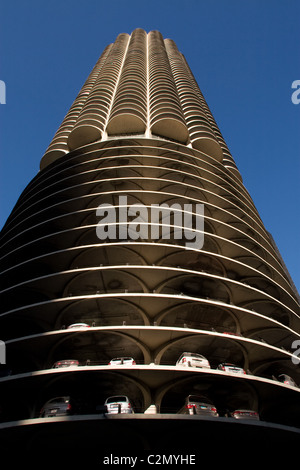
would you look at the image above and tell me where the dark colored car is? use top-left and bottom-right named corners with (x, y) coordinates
top-left (40, 396), bottom-right (72, 417)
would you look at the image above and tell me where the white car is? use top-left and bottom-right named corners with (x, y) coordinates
top-left (52, 359), bottom-right (79, 368)
top-left (217, 363), bottom-right (246, 374)
top-left (104, 395), bottom-right (134, 414)
top-left (108, 357), bottom-right (136, 366)
top-left (67, 323), bottom-right (90, 329)
top-left (277, 374), bottom-right (298, 387)
top-left (176, 352), bottom-right (210, 369)
top-left (231, 409), bottom-right (259, 420)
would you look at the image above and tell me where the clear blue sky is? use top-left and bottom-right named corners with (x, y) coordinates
top-left (0, 0), bottom-right (299, 292)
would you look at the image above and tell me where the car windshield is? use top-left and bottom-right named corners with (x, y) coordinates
top-left (112, 358), bottom-right (131, 361)
top-left (183, 353), bottom-right (205, 359)
top-left (49, 397), bottom-right (68, 404)
top-left (188, 395), bottom-right (210, 403)
top-left (106, 396), bottom-right (127, 403)
top-left (279, 375), bottom-right (294, 382)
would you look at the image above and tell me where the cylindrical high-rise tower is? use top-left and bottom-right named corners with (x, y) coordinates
top-left (0, 29), bottom-right (299, 456)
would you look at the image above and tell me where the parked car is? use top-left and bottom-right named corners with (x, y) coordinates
top-left (277, 374), bottom-right (298, 387)
top-left (222, 331), bottom-right (243, 337)
top-left (67, 323), bottom-right (90, 329)
top-left (104, 395), bottom-right (134, 414)
top-left (40, 396), bottom-right (72, 417)
top-left (176, 352), bottom-right (210, 369)
top-left (52, 360), bottom-right (79, 368)
top-left (230, 409), bottom-right (259, 420)
top-left (108, 357), bottom-right (136, 366)
top-left (217, 363), bottom-right (246, 374)
top-left (179, 395), bottom-right (218, 417)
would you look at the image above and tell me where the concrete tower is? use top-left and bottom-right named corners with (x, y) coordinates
top-left (0, 29), bottom-right (299, 456)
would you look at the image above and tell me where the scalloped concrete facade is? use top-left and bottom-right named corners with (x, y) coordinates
top-left (0, 30), bottom-right (299, 453)
top-left (41, 29), bottom-right (227, 170)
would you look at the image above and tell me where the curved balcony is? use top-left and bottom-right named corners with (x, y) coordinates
top-left (106, 28), bottom-right (147, 136)
top-left (67, 33), bottom-right (130, 150)
top-left (40, 44), bottom-right (113, 170)
top-left (148, 31), bottom-right (189, 143)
